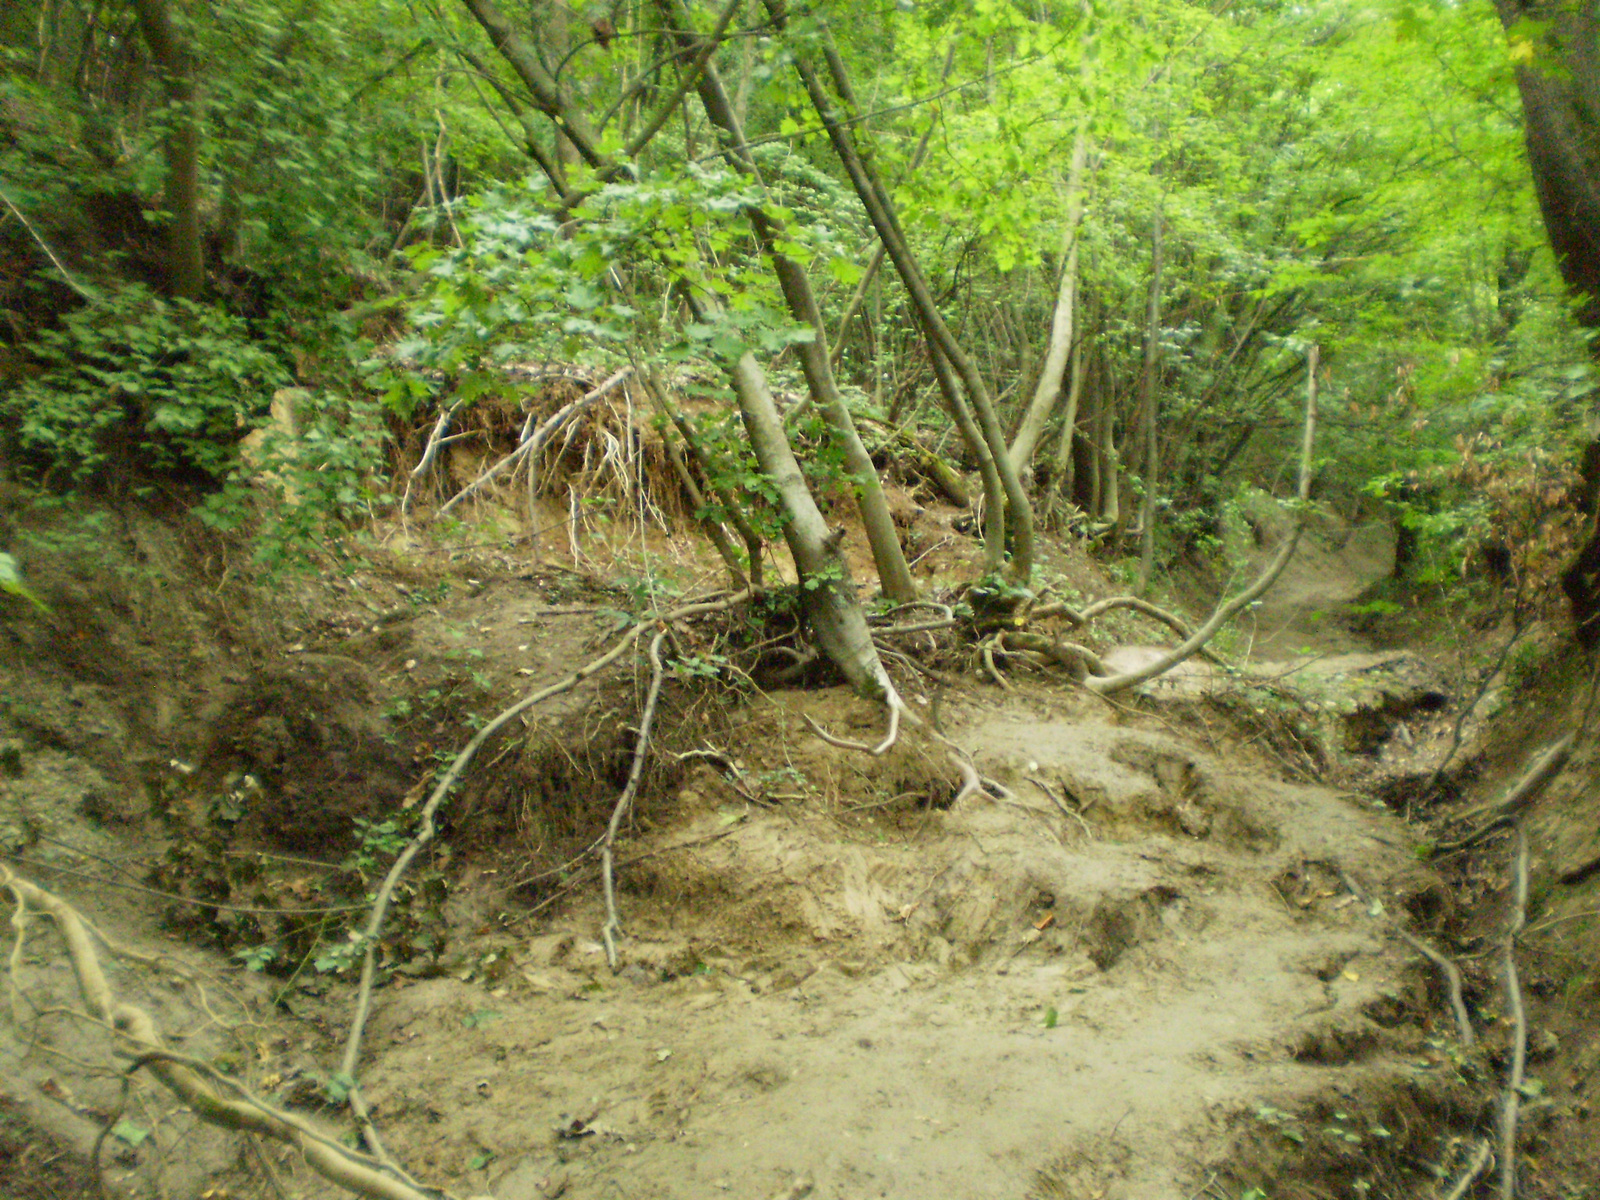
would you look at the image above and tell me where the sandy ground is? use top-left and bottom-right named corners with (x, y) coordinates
top-left (1, 512), bottom-right (1482, 1200)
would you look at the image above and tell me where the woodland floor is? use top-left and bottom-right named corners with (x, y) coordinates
top-left (0, 492), bottom-right (1595, 1200)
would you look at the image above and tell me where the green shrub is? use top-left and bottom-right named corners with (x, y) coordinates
top-left (2, 283), bottom-right (290, 482)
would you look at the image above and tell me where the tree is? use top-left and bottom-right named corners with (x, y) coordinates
top-left (1493, 0), bottom-right (1600, 329)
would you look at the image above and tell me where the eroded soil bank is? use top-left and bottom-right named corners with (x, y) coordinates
top-left (1, 503), bottom-right (1596, 1200)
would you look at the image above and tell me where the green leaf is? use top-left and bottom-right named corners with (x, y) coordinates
top-left (111, 1120), bottom-right (150, 1147)
top-left (0, 554), bottom-right (49, 613)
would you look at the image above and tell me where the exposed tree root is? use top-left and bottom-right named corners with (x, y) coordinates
top-left (337, 588), bottom-right (751, 1152)
top-left (400, 399), bottom-right (462, 513)
top-left (436, 366), bottom-right (633, 518)
top-left (601, 629), bottom-right (669, 970)
top-left (1441, 1139), bottom-right (1492, 1200)
top-left (965, 347), bottom-right (1317, 698)
top-left (1435, 733), bottom-right (1574, 855)
top-left (802, 692), bottom-right (905, 756)
top-left (1497, 828), bottom-right (1529, 1200)
top-left (1333, 863), bottom-right (1475, 1048)
top-left (0, 867), bottom-right (435, 1200)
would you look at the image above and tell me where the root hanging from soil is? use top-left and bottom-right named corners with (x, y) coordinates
top-left (337, 588), bottom-right (753, 1152)
top-left (601, 629), bottom-right (669, 970)
top-left (1333, 862), bottom-right (1476, 1048)
top-left (1497, 827), bottom-right (1529, 1200)
top-left (1, 866), bottom-right (435, 1200)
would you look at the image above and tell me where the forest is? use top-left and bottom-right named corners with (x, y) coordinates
top-left (4, 0), bottom-right (1597, 639)
top-left (5, 1), bottom-right (1600, 1199)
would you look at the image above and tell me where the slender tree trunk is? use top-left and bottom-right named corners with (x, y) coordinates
top-left (1010, 127), bottom-right (1090, 475)
top-left (1052, 338), bottom-right (1088, 506)
top-left (762, 0), bottom-right (1034, 584)
top-left (725, 342), bottom-right (898, 699)
top-left (660, 10), bottom-right (914, 601)
top-left (1137, 201), bottom-right (1165, 592)
top-left (462, 0), bottom-right (897, 697)
top-left (130, 0), bottom-right (203, 299)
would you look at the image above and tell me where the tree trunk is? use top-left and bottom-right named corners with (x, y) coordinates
top-left (1051, 338), bottom-right (1088, 507)
top-left (130, 0), bottom-right (204, 300)
top-left (1010, 128), bottom-right (1090, 474)
top-left (1494, 0), bottom-right (1600, 327)
top-left (1137, 201), bottom-right (1165, 592)
top-left (463, 0), bottom-right (898, 698)
top-left (763, 0), bottom-right (1035, 584)
top-left (661, 11), bottom-right (916, 601)
top-left (1494, 1), bottom-right (1600, 643)
top-left (725, 344), bottom-right (898, 699)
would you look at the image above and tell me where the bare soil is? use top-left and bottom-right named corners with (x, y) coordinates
top-left (1, 494), bottom-right (1594, 1200)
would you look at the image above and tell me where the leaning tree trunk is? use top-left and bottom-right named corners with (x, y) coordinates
top-left (724, 342), bottom-right (899, 700)
top-left (460, 0), bottom-right (901, 696)
top-left (762, 0), bottom-right (1036, 584)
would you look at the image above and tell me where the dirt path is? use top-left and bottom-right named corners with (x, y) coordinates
top-left (6, 513), bottom-right (1479, 1200)
top-left (358, 679), bottom-right (1453, 1200)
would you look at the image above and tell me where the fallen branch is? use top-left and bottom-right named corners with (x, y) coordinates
top-left (1497, 827), bottom-right (1529, 1200)
top-left (1083, 345), bottom-right (1317, 696)
top-left (1334, 863), bottom-right (1475, 1047)
top-left (601, 629), bottom-right (669, 970)
top-left (0, 867), bottom-right (433, 1200)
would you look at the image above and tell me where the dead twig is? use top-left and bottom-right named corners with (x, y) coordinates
top-left (601, 629), bottom-right (669, 971)
top-left (1334, 863), bottom-right (1475, 1047)
top-left (1497, 827), bottom-right (1529, 1200)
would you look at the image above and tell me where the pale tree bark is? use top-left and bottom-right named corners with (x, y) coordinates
top-left (130, 0), bottom-right (204, 299)
top-left (721, 332), bottom-right (902, 702)
top-left (761, 0), bottom-right (1035, 584)
top-left (660, 1), bottom-right (916, 601)
top-left (462, 0), bottom-right (902, 698)
top-left (1010, 127), bottom-right (1090, 475)
top-left (1049, 339), bottom-right (1088, 512)
top-left (830, 45), bottom-right (955, 373)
